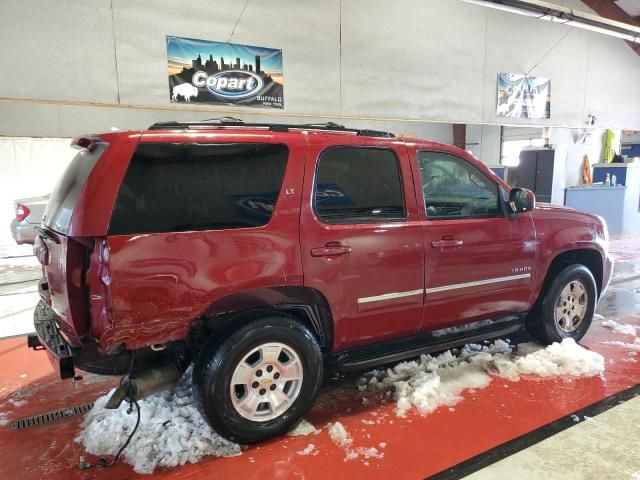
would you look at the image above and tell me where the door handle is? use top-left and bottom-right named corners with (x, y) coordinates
top-left (311, 243), bottom-right (352, 257)
top-left (431, 239), bottom-right (463, 248)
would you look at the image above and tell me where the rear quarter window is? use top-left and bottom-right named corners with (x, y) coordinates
top-left (44, 143), bottom-right (106, 234)
top-left (108, 143), bottom-right (289, 235)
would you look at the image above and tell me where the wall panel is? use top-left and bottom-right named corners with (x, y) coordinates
top-left (0, 0), bottom-right (118, 104)
top-left (0, 0), bottom-right (638, 131)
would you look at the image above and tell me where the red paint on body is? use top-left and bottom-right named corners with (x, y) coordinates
top-left (37, 127), bottom-right (612, 358)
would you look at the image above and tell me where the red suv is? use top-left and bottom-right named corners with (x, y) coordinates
top-left (28, 119), bottom-right (613, 443)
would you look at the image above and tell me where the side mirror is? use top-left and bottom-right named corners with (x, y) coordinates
top-left (508, 188), bottom-right (535, 214)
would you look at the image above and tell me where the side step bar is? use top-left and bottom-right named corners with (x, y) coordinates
top-left (332, 316), bottom-right (525, 372)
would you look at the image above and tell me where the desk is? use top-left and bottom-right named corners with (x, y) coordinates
top-left (564, 186), bottom-right (626, 235)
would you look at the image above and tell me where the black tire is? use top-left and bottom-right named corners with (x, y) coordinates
top-left (526, 264), bottom-right (597, 344)
top-left (193, 315), bottom-right (323, 444)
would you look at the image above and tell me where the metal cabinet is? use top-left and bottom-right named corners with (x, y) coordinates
top-left (515, 149), bottom-right (555, 203)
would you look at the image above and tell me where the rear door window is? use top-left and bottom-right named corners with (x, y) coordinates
top-left (109, 143), bottom-right (288, 235)
top-left (313, 146), bottom-right (405, 224)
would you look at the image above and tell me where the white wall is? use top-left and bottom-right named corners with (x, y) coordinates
top-left (467, 124), bottom-right (502, 165)
top-left (0, 0), bottom-right (639, 138)
top-left (549, 127), bottom-right (607, 188)
top-left (0, 138), bottom-right (76, 246)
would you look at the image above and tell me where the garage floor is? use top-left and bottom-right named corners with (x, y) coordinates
top-left (0, 238), bottom-right (638, 480)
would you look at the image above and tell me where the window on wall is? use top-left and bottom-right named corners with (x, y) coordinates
top-left (109, 143), bottom-right (288, 234)
top-left (314, 147), bottom-right (405, 224)
top-left (501, 139), bottom-right (545, 166)
top-left (418, 151), bottom-right (500, 219)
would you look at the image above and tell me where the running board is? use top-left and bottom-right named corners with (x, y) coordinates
top-left (332, 315), bottom-right (525, 372)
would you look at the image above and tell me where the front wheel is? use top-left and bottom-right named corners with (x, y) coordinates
top-left (193, 315), bottom-right (323, 444)
top-left (526, 264), bottom-right (597, 344)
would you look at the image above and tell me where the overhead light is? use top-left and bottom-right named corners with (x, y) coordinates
top-left (461, 0), bottom-right (640, 44)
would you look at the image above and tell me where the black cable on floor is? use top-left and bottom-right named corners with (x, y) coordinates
top-left (95, 353), bottom-right (141, 469)
top-left (96, 400), bottom-right (141, 468)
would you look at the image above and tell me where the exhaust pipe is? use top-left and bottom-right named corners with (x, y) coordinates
top-left (105, 363), bottom-right (181, 409)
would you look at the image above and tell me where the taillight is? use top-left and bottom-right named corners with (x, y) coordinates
top-left (15, 202), bottom-right (30, 222)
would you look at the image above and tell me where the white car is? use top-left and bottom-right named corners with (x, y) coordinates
top-left (9, 195), bottom-right (49, 245)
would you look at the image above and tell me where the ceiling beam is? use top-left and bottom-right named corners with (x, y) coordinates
top-left (581, 0), bottom-right (640, 55)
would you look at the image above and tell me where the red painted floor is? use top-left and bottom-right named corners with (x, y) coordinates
top-left (0, 241), bottom-right (639, 479)
top-left (0, 315), bottom-right (638, 480)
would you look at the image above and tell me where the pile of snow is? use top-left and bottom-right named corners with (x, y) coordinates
top-left (602, 319), bottom-right (638, 336)
top-left (76, 368), bottom-right (241, 474)
top-left (77, 338), bottom-right (605, 473)
top-left (358, 338), bottom-right (604, 418)
top-left (327, 422), bottom-right (384, 462)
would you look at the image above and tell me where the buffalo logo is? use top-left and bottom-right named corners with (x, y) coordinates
top-left (192, 70), bottom-right (264, 100)
top-left (171, 83), bottom-right (199, 103)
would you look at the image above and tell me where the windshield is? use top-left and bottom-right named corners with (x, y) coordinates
top-left (43, 143), bottom-right (106, 234)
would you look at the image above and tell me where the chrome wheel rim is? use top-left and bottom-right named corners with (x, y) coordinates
top-left (230, 342), bottom-right (304, 422)
top-left (554, 280), bottom-right (588, 333)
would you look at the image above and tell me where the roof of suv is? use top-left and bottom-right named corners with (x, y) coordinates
top-left (134, 118), bottom-right (468, 154)
top-left (95, 119), bottom-right (494, 175)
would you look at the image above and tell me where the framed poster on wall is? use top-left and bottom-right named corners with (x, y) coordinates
top-left (167, 35), bottom-right (284, 109)
top-left (496, 73), bottom-right (550, 119)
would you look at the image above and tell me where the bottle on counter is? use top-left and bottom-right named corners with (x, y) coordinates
top-left (612, 174), bottom-right (617, 187)
top-left (605, 173), bottom-right (611, 186)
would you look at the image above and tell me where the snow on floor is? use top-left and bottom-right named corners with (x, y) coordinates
top-left (358, 338), bottom-right (605, 418)
top-left (76, 368), bottom-right (242, 474)
top-left (604, 339), bottom-right (640, 351)
top-left (602, 319), bottom-right (638, 336)
top-left (297, 443), bottom-right (318, 456)
top-left (327, 421), bottom-right (383, 462)
top-left (600, 317), bottom-right (640, 353)
top-left (287, 418), bottom-right (319, 437)
top-left (78, 338), bottom-right (604, 473)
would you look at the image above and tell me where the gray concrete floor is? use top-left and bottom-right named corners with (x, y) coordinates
top-left (0, 244), bottom-right (40, 338)
top-left (465, 396), bottom-right (640, 480)
top-left (467, 236), bottom-right (640, 480)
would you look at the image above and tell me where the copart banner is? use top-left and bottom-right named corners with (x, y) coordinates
top-left (496, 73), bottom-right (550, 119)
top-left (167, 35), bottom-right (284, 109)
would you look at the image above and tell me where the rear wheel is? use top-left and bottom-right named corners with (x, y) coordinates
top-left (526, 264), bottom-right (597, 344)
top-left (193, 315), bottom-right (323, 444)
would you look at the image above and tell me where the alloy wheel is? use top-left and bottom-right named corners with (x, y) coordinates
top-left (229, 342), bottom-right (304, 422)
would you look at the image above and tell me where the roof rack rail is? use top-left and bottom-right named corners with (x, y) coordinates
top-left (147, 118), bottom-right (395, 138)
